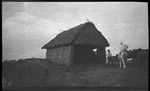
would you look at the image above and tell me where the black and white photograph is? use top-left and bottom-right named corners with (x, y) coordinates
top-left (2, 2), bottom-right (149, 90)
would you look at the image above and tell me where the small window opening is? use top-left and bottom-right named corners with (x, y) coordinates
top-left (93, 48), bottom-right (97, 55)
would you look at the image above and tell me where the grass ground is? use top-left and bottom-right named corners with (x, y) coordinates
top-left (64, 63), bottom-right (148, 87)
top-left (2, 58), bottom-right (148, 89)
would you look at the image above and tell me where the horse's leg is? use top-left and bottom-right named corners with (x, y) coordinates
top-left (106, 57), bottom-right (109, 65)
top-left (119, 58), bottom-right (122, 68)
top-left (121, 57), bottom-right (127, 69)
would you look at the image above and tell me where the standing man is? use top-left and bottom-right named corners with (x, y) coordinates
top-left (106, 49), bottom-right (112, 65)
top-left (118, 41), bottom-right (129, 69)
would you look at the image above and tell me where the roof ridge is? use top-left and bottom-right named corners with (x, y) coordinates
top-left (71, 23), bottom-right (87, 44)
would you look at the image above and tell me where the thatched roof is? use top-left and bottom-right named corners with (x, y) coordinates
top-left (42, 22), bottom-right (109, 49)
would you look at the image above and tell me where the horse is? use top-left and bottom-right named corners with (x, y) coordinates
top-left (119, 51), bottom-right (128, 69)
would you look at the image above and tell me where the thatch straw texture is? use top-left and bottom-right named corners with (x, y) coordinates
top-left (42, 22), bottom-right (109, 49)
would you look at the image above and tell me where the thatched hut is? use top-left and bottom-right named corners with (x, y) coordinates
top-left (42, 22), bottom-right (109, 65)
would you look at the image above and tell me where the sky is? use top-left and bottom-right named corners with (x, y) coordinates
top-left (2, 2), bottom-right (148, 61)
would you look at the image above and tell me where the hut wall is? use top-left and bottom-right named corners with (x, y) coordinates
top-left (46, 46), bottom-right (71, 65)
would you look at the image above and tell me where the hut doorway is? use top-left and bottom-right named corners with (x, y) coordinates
top-left (74, 45), bottom-right (101, 64)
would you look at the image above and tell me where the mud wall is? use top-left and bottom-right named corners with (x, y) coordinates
top-left (46, 46), bottom-right (71, 65)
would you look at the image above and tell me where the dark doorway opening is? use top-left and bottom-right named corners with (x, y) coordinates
top-left (74, 45), bottom-right (101, 64)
